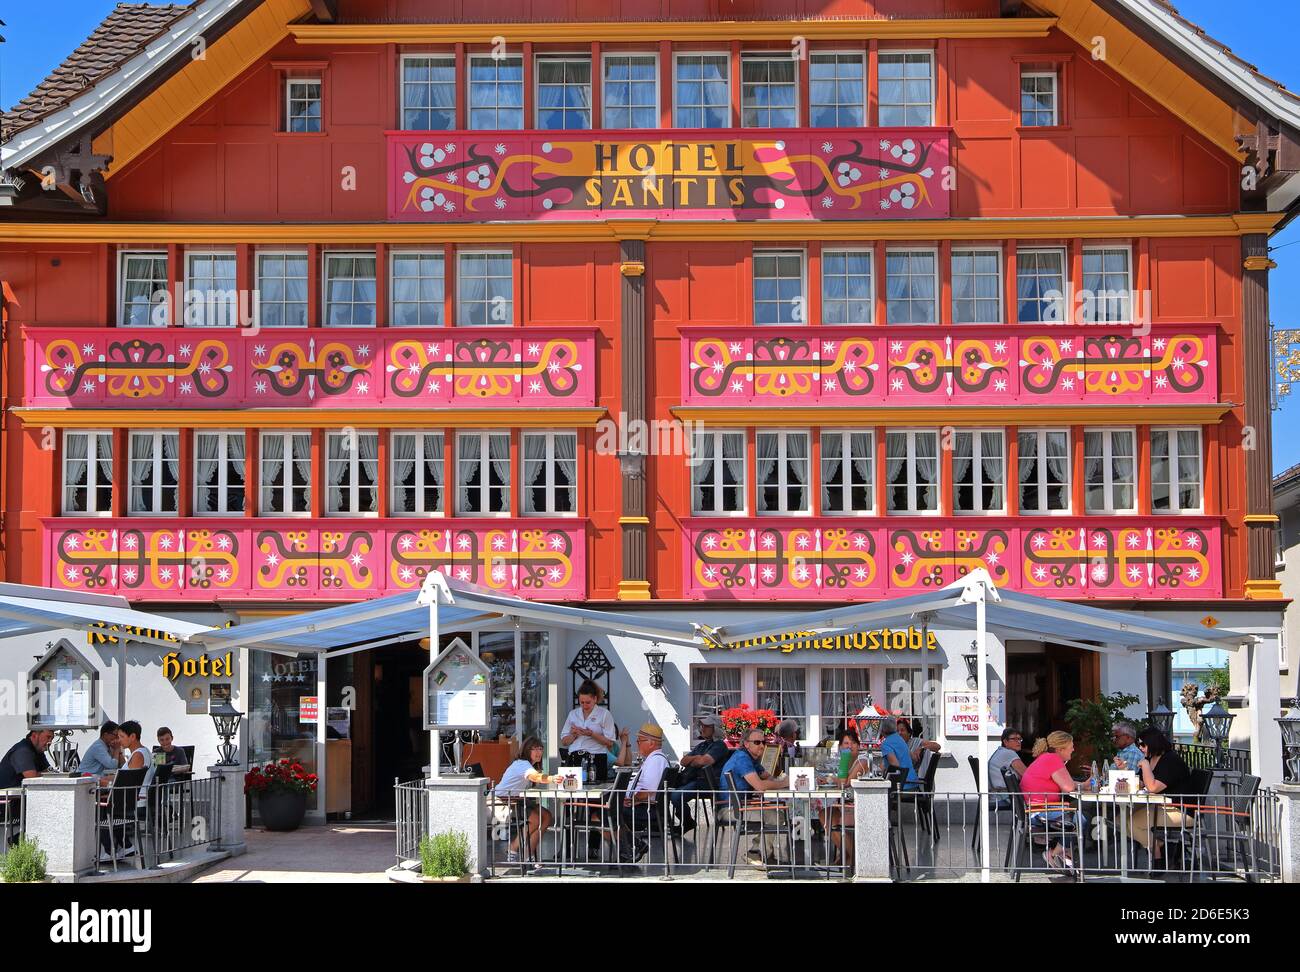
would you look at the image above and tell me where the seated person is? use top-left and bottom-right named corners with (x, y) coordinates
top-left (1111, 721), bottom-right (1144, 772)
top-left (825, 728), bottom-right (867, 862)
top-left (619, 724), bottom-right (671, 861)
top-left (607, 725), bottom-right (633, 769)
top-left (1130, 727), bottom-right (1193, 868)
top-left (495, 736), bottom-right (563, 863)
top-left (155, 727), bottom-right (191, 778)
top-left (720, 731), bottom-right (789, 795)
top-left (878, 717), bottom-right (919, 790)
top-left (78, 721), bottom-right (122, 781)
top-left (0, 729), bottom-right (54, 789)
top-left (896, 718), bottom-right (941, 768)
top-left (988, 727), bottom-right (1028, 806)
top-left (669, 714), bottom-right (731, 833)
top-left (1019, 731), bottom-right (1089, 873)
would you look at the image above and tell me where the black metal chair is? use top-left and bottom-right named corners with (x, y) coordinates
top-left (96, 768), bottom-right (147, 872)
top-left (1002, 766), bottom-right (1078, 881)
top-left (885, 765), bottom-right (911, 878)
top-left (722, 770), bottom-right (794, 878)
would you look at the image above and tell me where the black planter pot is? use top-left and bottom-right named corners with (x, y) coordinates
top-left (257, 789), bottom-right (309, 831)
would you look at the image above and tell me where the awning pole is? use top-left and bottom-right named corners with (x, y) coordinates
top-left (977, 582), bottom-right (990, 884)
top-left (429, 595), bottom-right (440, 781)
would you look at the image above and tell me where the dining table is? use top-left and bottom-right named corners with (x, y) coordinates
top-left (1067, 788), bottom-right (1170, 881)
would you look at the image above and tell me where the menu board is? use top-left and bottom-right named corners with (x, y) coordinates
top-left (943, 690), bottom-right (1006, 737)
top-left (423, 638), bottom-right (492, 730)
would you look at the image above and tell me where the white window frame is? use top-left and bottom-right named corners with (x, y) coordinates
top-left (399, 53), bottom-right (457, 131)
top-left (820, 429), bottom-right (874, 516)
top-left (690, 429), bottom-right (747, 516)
top-left (62, 430), bottom-right (114, 516)
top-left (820, 247), bottom-right (874, 325)
top-left (740, 52), bottom-right (799, 129)
top-left (877, 50), bottom-right (935, 127)
top-left (752, 248), bottom-right (806, 325)
top-left (456, 250), bottom-right (514, 326)
top-left (255, 250), bottom-right (309, 328)
top-left (322, 251), bottom-right (377, 327)
top-left (389, 249), bottom-right (446, 327)
top-left (127, 430), bottom-right (179, 517)
top-left (390, 431), bottom-right (445, 517)
top-left (534, 54), bottom-right (593, 131)
top-left (885, 247), bottom-right (939, 325)
top-left (1150, 427), bottom-right (1204, 515)
top-left (1081, 245), bottom-right (1133, 324)
top-left (601, 52), bottom-right (659, 129)
top-left (285, 77), bottom-right (323, 133)
top-left (194, 430), bottom-right (246, 517)
top-left (467, 54), bottom-right (524, 131)
top-left (1016, 246), bottom-right (1068, 324)
top-left (673, 52), bottom-right (731, 129)
top-left (183, 250), bottom-right (238, 328)
top-left (755, 429), bottom-right (811, 516)
top-left (325, 429), bottom-right (379, 517)
top-left (952, 428), bottom-right (1005, 515)
top-left (457, 430), bottom-right (512, 517)
top-left (885, 429), bottom-right (940, 515)
top-left (756, 666), bottom-right (809, 741)
top-left (808, 51), bottom-right (866, 128)
top-left (521, 430), bottom-right (578, 517)
top-left (1084, 427), bottom-right (1138, 515)
top-left (259, 430), bottom-right (312, 517)
top-left (690, 666), bottom-right (743, 721)
top-left (1020, 70), bottom-right (1059, 127)
top-left (117, 250), bottom-right (168, 327)
top-left (950, 246), bottom-right (1003, 325)
top-left (1017, 428), bottom-right (1071, 515)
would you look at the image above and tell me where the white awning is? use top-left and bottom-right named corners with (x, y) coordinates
top-left (0, 582), bottom-right (210, 648)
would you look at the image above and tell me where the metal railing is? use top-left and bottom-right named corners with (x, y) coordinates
top-left (1, 787), bottom-right (24, 850)
top-left (891, 786), bottom-right (1282, 883)
top-left (395, 778), bottom-right (428, 866)
top-left (1175, 743), bottom-right (1252, 774)
top-left (483, 784), bottom-right (855, 880)
top-left (92, 776), bottom-right (222, 873)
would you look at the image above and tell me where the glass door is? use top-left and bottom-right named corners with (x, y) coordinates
top-left (478, 631), bottom-right (517, 741)
top-left (247, 648), bottom-right (322, 817)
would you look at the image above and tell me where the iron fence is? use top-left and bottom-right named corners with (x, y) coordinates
top-left (1, 787), bottom-right (24, 850)
top-left (1175, 743), bottom-right (1251, 775)
top-left (395, 778), bottom-right (428, 866)
top-left (92, 775), bottom-right (222, 873)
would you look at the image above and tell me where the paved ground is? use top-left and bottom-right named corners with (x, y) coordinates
top-left (189, 822), bottom-right (396, 883)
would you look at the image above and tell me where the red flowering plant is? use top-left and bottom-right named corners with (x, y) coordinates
top-left (719, 703), bottom-right (779, 739)
top-left (244, 758), bottom-right (318, 796)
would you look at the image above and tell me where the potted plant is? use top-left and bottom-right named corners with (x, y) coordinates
top-left (719, 703), bottom-right (779, 746)
top-left (419, 830), bottom-right (471, 883)
top-left (244, 758), bottom-right (318, 832)
top-left (1, 836), bottom-right (49, 883)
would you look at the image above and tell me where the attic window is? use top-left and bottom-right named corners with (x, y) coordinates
top-left (285, 78), bottom-right (323, 133)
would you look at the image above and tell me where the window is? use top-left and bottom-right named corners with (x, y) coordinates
top-left (285, 78), bottom-right (322, 133)
top-left (522, 431), bottom-right (577, 515)
top-left (756, 430), bottom-right (809, 514)
top-left (1082, 247), bottom-right (1132, 323)
top-left (326, 429), bottom-right (379, 515)
top-left (256, 252), bottom-right (308, 327)
top-left (741, 54), bottom-right (797, 128)
top-left (951, 248), bottom-right (1002, 324)
top-left (456, 251), bottom-right (513, 325)
top-left (260, 431), bottom-right (312, 515)
top-left (809, 52), bottom-right (865, 127)
top-left (536, 56), bottom-right (591, 130)
top-left (184, 252), bottom-right (237, 327)
top-left (468, 55), bottom-right (523, 130)
top-left (323, 252), bottom-right (376, 326)
top-left (127, 431), bottom-right (179, 516)
top-left (602, 54), bottom-right (657, 128)
top-left (390, 251), bottom-right (445, 326)
top-left (401, 55), bottom-right (456, 131)
top-left (457, 431), bottom-right (511, 515)
top-left (953, 430), bottom-right (1005, 514)
top-left (1018, 429), bottom-right (1070, 513)
top-left (118, 252), bottom-right (168, 327)
top-left (1020, 71), bottom-right (1058, 127)
top-left (390, 432), bottom-right (444, 516)
top-left (886, 430), bottom-right (939, 514)
top-left (821, 249), bottom-right (873, 324)
top-left (752, 249), bottom-right (805, 325)
top-left (691, 430), bottom-right (746, 515)
top-left (63, 431), bottom-right (113, 515)
top-left (820, 430), bottom-right (873, 515)
top-left (674, 53), bottom-right (730, 128)
top-left (194, 431), bottom-right (246, 515)
top-left (1151, 428), bottom-right (1202, 513)
top-left (1016, 247), bottom-right (1067, 323)
top-left (691, 667), bottom-right (741, 719)
top-left (820, 668), bottom-right (871, 739)
top-left (878, 51), bottom-right (934, 126)
top-left (885, 666), bottom-right (940, 724)
top-left (1084, 428), bottom-right (1136, 514)
top-left (757, 667), bottom-right (807, 740)
top-left (885, 249), bottom-right (937, 324)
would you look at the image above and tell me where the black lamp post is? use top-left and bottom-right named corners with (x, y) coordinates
top-left (1276, 699), bottom-right (1300, 783)
top-left (644, 649), bottom-right (667, 691)
top-left (1200, 700), bottom-right (1235, 769)
top-left (211, 700), bottom-right (244, 767)
top-left (962, 651), bottom-right (979, 690)
top-left (1148, 699), bottom-right (1176, 739)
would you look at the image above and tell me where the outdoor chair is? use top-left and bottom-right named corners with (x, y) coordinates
top-left (670, 763), bottom-right (722, 865)
top-left (96, 768), bottom-right (148, 873)
top-left (1177, 771), bottom-right (1263, 881)
top-left (898, 748), bottom-right (942, 842)
top-left (967, 755), bottom-right (1012, 852)
top-left (721, 770), bottom-right (795, 879)
top-left (1002, 767), bottom-right (1078, 882)
top-left (885, 765), bottom-right (911, 878)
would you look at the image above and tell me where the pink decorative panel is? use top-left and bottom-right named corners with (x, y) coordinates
top-left (26, 327), bottom-right (595, 408)
top-left (46, 519), bottom-right (587, 601)
top-left (388, 129), bottom-right (951, 222)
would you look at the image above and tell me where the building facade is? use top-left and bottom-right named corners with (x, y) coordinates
top-left (2, 0), bottom-right (1296, 810)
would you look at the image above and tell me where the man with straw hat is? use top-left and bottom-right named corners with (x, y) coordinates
top-left (617, 723), bottom-right (670, 862)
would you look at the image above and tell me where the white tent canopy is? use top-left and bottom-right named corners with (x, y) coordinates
top-left (0, 582), bottom-right (210, 648)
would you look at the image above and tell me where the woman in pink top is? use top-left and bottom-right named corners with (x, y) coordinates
top-left (1019, 731), bottom-right (1089, 873)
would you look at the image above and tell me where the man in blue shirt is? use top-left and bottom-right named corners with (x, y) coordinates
top-left (1111, 721), bottom-right (1144, 771)
top-left (720, 730), bottom-right (788, 794)
top-left (879, 717), bottom-right (919, 790)
top-left (78, 721), bottom-right (121, 780)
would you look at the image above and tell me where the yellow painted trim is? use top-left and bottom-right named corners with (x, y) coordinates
top-left (619, 261), bottom-right (646, 277)
top-left (1244, 514), bottom-right (1281, 524)
top-left (1243, 256), bottom-right (1278, 271)
top-left (1244, 579), bottom-right (1285, 600)
top-left (616, 579), bottom-right (653, 601)
top-left (288, 18), bottom-right (1056, 45)
top-left (15, 407), bottom-right (607, 429)
top-left (0, 213), bottom-right (1282, 245)
top-left (618, 516), bottom-right (651, 525)
top-left (671, 404), bottom-right (1233, 426)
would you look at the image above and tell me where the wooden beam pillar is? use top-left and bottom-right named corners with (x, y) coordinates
top-left (1242, 234), bottom-right (1282, 598)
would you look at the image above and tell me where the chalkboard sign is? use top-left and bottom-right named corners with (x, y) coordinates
top-left (422, 638), bottom-right (491, 731)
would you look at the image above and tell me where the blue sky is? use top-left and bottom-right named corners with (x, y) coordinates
top-left (2, 0), bottom-right (1299, 469)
